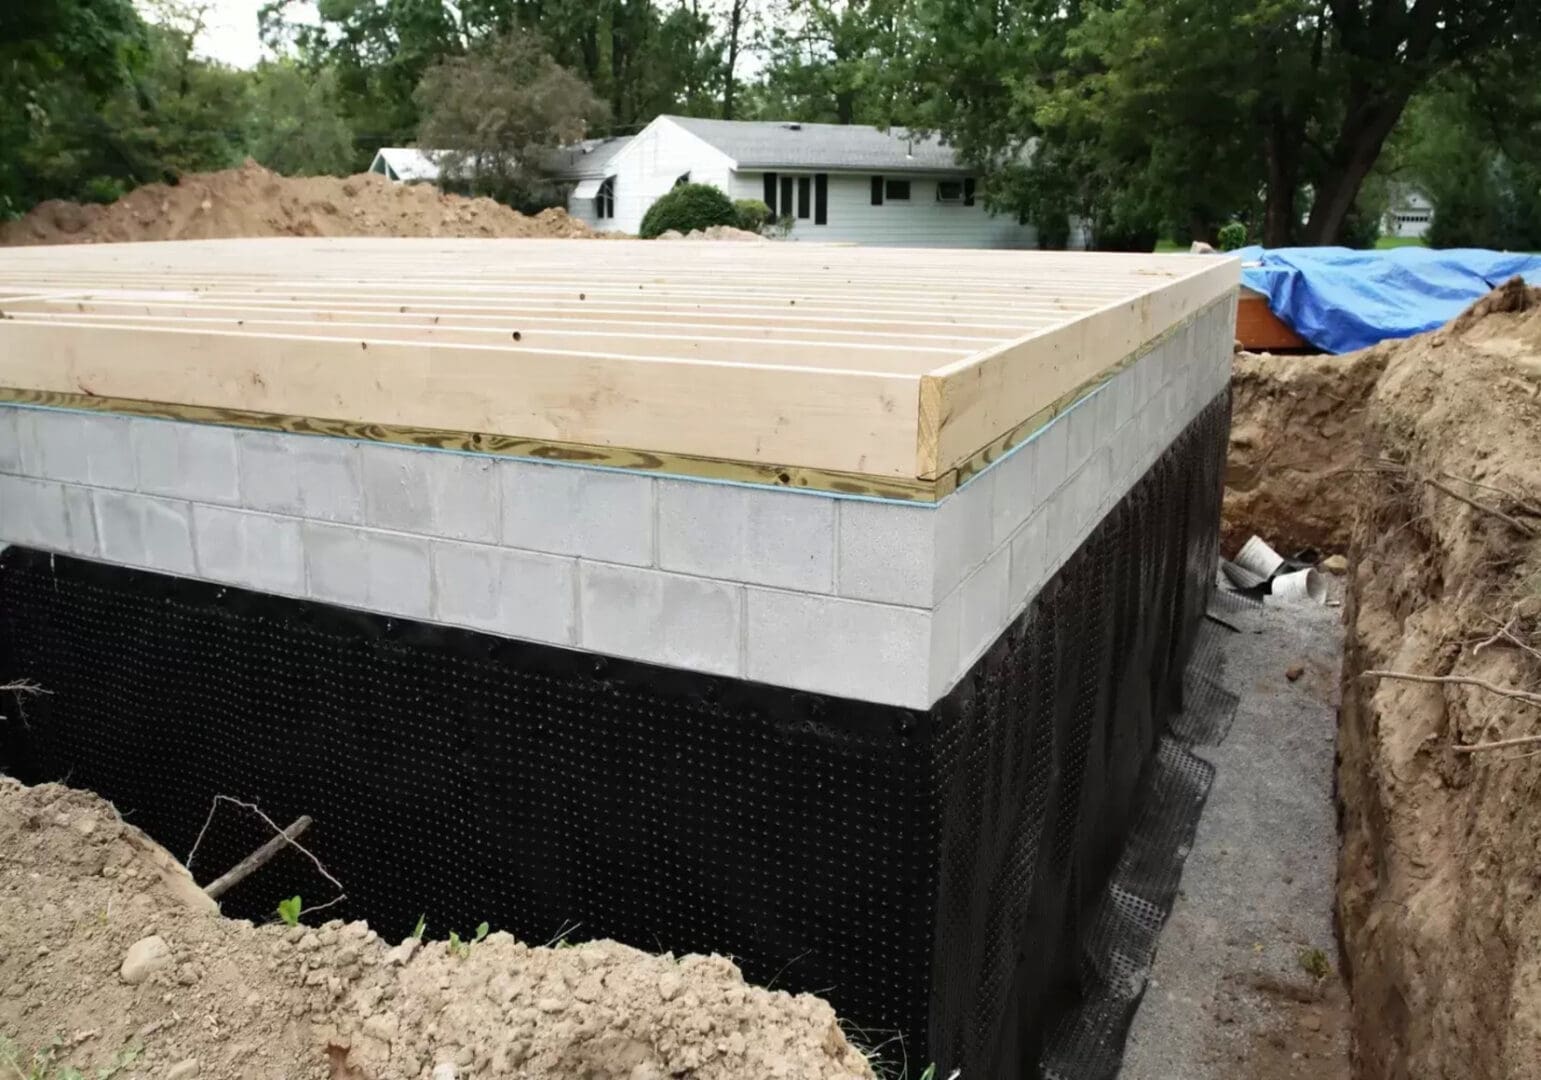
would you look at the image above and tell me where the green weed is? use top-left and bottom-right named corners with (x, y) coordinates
top-left (411, 914), bottom-right (427, 941)
top-left (276, 895), bottom-right (302, 927)
top-left (1298, 946), bottom-right (1332, 980)
top-left (448, 922), bottom-right (489, 959)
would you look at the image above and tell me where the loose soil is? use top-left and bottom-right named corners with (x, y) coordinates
top-left (1335, 279), bottom-right (1541, 1079)
top-left (0, 161), bottom-right (598, 247)
top-left (0, 778), bottom-right (874, 1080)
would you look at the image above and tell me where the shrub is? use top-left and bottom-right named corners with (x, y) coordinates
top-left (639, 183), bottom-right (738, 238)
top-left (733, 198), bottom-right (771, 234)
top-left (1217, 221), bottom-right (1248, 251)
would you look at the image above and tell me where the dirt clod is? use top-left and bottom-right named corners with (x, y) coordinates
top-left (120, 935), bottom-right (173, 984)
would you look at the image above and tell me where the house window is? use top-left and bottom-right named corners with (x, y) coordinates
top-left (884, 178), bottom-right (911, 201)
top-left (596, 176), bottom-right (615, 220)
top-left (797, 176), bottom-right (811, 219)
top-left (764, 172), bottom-right (778, 215)
top-left (814, 174), bottom-right (827, 224)
top-left (780, 176), bottom-right (794, 219)
top-left (936, 181), bottom-right (965, 203)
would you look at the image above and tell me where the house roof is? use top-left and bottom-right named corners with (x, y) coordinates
top-left (544, 136), bottom-right (635, 180)
top-left (665, 116), bottom-right (971, 174)
top-left (369, 147), bottom-right (444, 183)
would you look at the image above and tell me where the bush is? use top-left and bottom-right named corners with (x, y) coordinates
top-left (639, 183), bottom-right (738, 238)
top-left (733, 198), bottom-right (771, 234)
top-left (1217, 221), bottom-right (1248, 251)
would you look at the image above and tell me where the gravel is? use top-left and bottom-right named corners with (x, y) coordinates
top-left (1119, 591), bottom-right (1350, 1077)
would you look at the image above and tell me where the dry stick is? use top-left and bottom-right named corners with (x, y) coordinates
top-left (1422, 477), bottom-right (1538, 536)
top-left (203, 814), bottom-right (312, 900)
top-left (187, 795), bottom-right (346, 910)
top-left (1361, 669), bottom-right (1541, 706)
top-left (1439, 470), bottom-right (1541, 518)
top-left (1473, 617), bottom-right (1519, 656)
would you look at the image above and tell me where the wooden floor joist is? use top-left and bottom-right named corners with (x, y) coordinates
top-left (0, 238), bottom-right (1240, 488)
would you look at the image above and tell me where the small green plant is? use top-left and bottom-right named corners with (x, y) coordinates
top-left (1217, 221), bottom-right (1248, 251)
top-left (448, 921), bottom-right (490, 958)
top-left (1298, 946), bottom-right (1331, 980)
top-left (411, 913), bottom-right (427, 941)
top-left (0, 1036), bottom-right (140, 1080)
top-left (276, 895), bottom-right (302, 927)
top-left (639, 183), bottom-right (739, 238)
top-left (733, 198), bottom-right (772, 234)
top-left (918, 1067), bottom-right (937, 1080)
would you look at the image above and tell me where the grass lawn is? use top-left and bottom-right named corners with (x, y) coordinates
top-left (1375, 236), bottom-right (1427, 249)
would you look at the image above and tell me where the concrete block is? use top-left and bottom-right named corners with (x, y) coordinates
top-left (132, 420), bottom-right (239, 505)
top-left (746, 588), bottom-right (929, 707)
top-left (30, 410), bottom-right (136, 489)
top-left (93, 490), bottom-right (194, 573)
top-left (1032, 413), bottom-right (1070, 503)
top-left (0, 409), bottom-right (21, 474)
top-left (502, 461), bottom-right (652, 567)
top-left (303, 522), bottom-right (431, 617)
top-left (194, 505), bottom-right (305, 596)
top-left (579, 562), bottom-right (741, 676)
top-left (989, 438), bottom-right (1039, 549)
top-left (935, 469), bottom-right (994, 600)
top-left (959, 544), bottom-right (1011, 671)
top-left (1112, 367), bottom-right (1137, 431)
top-left (1064, 394), bottom-right (1099, 476)
top-left (362, 444), bottom-right (500, 543)
top-left (835, 499), bottom-right (935, 608)
top-left (658, 479), bottom-right (834, 592)
top-left (62, 486), bottom-right (98, 557)
top-left (928, 584), bottom-right (963, 702)
top-left (1008, 508), bottom-right (1050, 616)
top-left (240, 432), bottom-right (363, 523)
top-left (0, 476), bottom-right (67, 550)
top-left (432, 540), bottom-right (575, 645)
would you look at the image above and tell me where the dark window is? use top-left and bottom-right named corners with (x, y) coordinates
top-left (780, 176), bottom-right (794, 218)
top-left (885, 178), bottom-right (911, 201)
top-left (964, 177), bottom-right (977, 206)
top-left (763, 172), bottom-right (778, 215)
top-left (871, 176), bottom-right (884, 205)
top-left (797, 176), bottom-right (811, 219)
top-left (596, 177), bottom-right (615, 220)
top-left (815, 174), bottom-right (828, 225)
top-left (936, 180), bottom-right (965, 203)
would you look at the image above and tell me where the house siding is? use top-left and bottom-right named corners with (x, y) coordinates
top-left (730, 171), bottom-right (1038, 249)
top-left (566, 118), bottom-right (735, 234)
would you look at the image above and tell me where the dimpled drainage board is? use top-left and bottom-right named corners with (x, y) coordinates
top-left (0, 394), bottom-right (1229, 1080)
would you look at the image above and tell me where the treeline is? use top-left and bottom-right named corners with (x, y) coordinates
top-left (5, 0), bottom-right (1540, 248)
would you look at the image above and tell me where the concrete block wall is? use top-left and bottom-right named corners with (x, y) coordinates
top-left (0, 299), bottom-right (1233, 710)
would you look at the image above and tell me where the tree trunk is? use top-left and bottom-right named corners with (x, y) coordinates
top-left (1299, 93), bottom-right (1410, 244)
top-left (722, 0), bottom-right (744, 119)
top-left (1262, 110), bottom-right (1299, 248)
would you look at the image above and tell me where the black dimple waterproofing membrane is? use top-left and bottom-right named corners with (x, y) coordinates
top-left (0, 391), bottom-right (1230, 1080)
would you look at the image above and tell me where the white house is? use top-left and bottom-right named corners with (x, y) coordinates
top-left (1386, 185), bottom-right (1434, 240)
top-left (551, 116), bottom-right (1039, 248)
top-left (367, 147), bottom-right (446, 184)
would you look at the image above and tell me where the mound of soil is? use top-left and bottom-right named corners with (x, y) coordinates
top-left (1335, 279), bottom-right (1541, 1079)
top-left (1222, 347), bottom-right (1386, 557)
top-left (0, 162), bottom-right (597, 247)
top-left (0, 778), bottom-right (874, 1080)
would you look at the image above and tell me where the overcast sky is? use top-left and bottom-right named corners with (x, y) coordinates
top-left (146, 0), bottom-right (319, 68)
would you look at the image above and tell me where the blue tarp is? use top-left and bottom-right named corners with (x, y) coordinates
top-left (1235, 245), bottom-right (1541, 354)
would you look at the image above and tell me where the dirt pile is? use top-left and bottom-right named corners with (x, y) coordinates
top-left (1335, 279), bottom-right (1541, 1079)
top-left (0, 161), bottom-right (598, 246)
top-left (0, 778), bottom-right (874, 1080)
top-left (1223, 347), bottom-right (1386, 556)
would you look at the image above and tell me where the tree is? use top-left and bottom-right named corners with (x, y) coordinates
top-left (246, 62), bottom-right (358, 176)
top-left (904, 0), bottom-right (1541, 247)
top-left (755, 0), bottom-right (902, 124)
top-left (414, 28), bottom-right (608, 209)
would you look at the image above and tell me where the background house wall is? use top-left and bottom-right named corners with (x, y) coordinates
top-left (566, 119), bottom-right (734, 233)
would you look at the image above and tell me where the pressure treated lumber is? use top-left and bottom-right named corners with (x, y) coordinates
top-left (0, 238), bottom-right (1239, 482)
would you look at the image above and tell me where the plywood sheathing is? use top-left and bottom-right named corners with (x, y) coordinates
top-left (0, 238), bottom-right (1239, 486)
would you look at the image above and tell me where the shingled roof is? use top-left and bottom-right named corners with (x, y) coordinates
top-left (667, 116), bottom-right (970, 174)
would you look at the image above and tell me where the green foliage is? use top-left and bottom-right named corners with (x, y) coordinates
top-left (1217, 222), bottom-right (1248, 252)
top-left (1298, 946), bottom-right (1331, 981)
top-left (276, 895), bottom-right (302, 926)
top-left (0, 1035), bottom-right (141, 1080)
top-left (733, 198), bottom-right (771, 234)
top-left (639, 182), bottom-right (738, 238)
top-left (448, 921), bottom-right (490, 959)
top-left (245, 62), bottom-right (356, 177)
top-left (412, 913), bottom-right (427, 941)
top-left (415, 28), bottom-right (608, 210)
